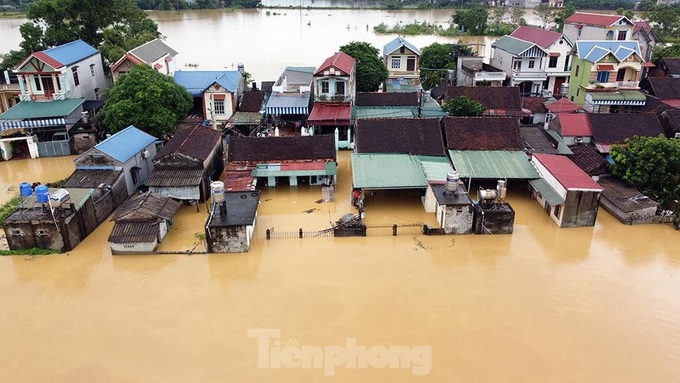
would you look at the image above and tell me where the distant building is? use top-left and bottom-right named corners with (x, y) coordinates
top-left (649, 57), bottom-right (680, 78)
top-left (110, 38), bottom-right (179, 82)
top-left (563, 13), bottom-right (635, 44)
top-left (265, 66), bottom-right (315, 130)
top-left (383, 36), bottom-right (421, 93)
top-left (455, 57), bottom-right (506, 88)
top-left (530, 153), bottom-right (603, 228)
top-left (0, 69), bottom-right (20, 115)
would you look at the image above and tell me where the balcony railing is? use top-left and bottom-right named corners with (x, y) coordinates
top-left (512, 69), bottom-right (547, 79)
top-left (587, 81), bottom-right (639, 90)
top-left (474, 71), bottom-right (506, 81)
top-left (316, 94), bottom-right (350, 102)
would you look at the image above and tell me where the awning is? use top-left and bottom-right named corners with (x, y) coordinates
top-left (549, 52), bottom-right (561, 57)
top-left (0, 118), bottom-right (67, 131)
top-left (265, 93), bottom-right (311, 116)
top-left (307, 103), bottom-right (351, 126)
top-left (154, 63), bottom-right (163, 70)
top-left (597, 64), bottom-right (615, 71)
top-left (643, 62), bottom-right (656, 67)
top-left (586, 91), bottom-right (646, 106)
top-left (530, 178), bottom-right (565, 206)
top-left (448, 150), bottom-right (539, 180)
top-left (265, 106), bottom-right (308, 115)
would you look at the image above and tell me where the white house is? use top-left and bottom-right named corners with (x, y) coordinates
top-left (174, 70), bottom-right (245, 128)
top-left (383, 36), bottom-right (422, 92)
top-left (110, 38), bottom-right (179, 82)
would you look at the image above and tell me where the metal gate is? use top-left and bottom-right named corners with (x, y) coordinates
top-left (37, 140), bottom-right (71, 157)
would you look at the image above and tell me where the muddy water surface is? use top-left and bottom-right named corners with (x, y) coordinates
top-left (1, 151), bottom-right (680, 382)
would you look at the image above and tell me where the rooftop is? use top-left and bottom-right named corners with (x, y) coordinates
top-left (589, 113), bottom-right (664, 146)
top-left (444, 116), bottom-right (524, 151)
top-left (154, 124), bottom-right (222, 162)
top-left (567, 145), bottom-right (609, 176)
top-left (111, 192), bottom-right (182, 222)
top-left (0, 98), bottom-right (85, 120)
top-left (228, 135), bottom-right (336, 162)
top-left (574, 40), bottom-right (642, 64)
top-left (351, 153), bottom-right (427, 189)
top-left (598, 177), bottom-right (659, 213)
top-left (206, 191), bottom-right (261, 227)
top-left (355, 92), bottom-right (419, 107)
top-left (448, 150), bottom-right (539, 180)
top-left (431, 184), bottom-right (473, 206)
top-left (95, 125), bottom-right (157, 163)
top-left (532, 153), bottom-right (603, 191)
top-left (24, 39), bottom-right (99, 69)
top-left (383, 36), bottom-right (421, 56)
top-left (174, 70), bottom-right (241, 96)
top-left (640, 77), bottom-right (680, 100)
top-left (492, 35), bottom-right (544, 56)
top-left (315, 51), bottom-right (355, 76)
top-left (62, 169), bottom-right (122, 189)
top-left (445, 86), bottom-right (522, 112)
top-left (556, 113), bottom-right (592, 137)
top-left (239, 91), bottom-right (266, 112)
top-left (565, 12), bottom-right (629, 27)
top-left (545, 98), bottom-right (580, 114)
top-left (355, 118), bottom-right (445, 156)
top-left (129, 38), bottom-right (178, 64)
top-left (510, 26), bottom-right (566, 49)
top-left (660, 57), bottom-right (680, 75)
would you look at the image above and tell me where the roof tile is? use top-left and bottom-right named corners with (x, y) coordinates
top-left (444, 116), bottom-right (523, 151)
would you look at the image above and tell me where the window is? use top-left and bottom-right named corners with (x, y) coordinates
top-left (335, 81), bottom-right (345, 96)
top-left (575, 65), bottom-right (580, 77)
top-left (563, 55), bottom-right (570, 72)
top-left (577, 89), bottom-right (580, 97)
top-left (90, 64), bottom-right (95, 76)
top-left (528, 60), bottom-right (535, 69)
top-left (548, 57), bottom-right (558, 68)
top-left (213, 99), bottom-right (225, 115)
top-left (37, 229), bottom-right (49, 237)
top-left (553, 204), bottom-right (562, 219)
top-left (34, 76), bottom-right (42, 91)
top-left (131, 167), bottom-right (141, 185)
top-left (596, 71), bottom-right (610, 83)
top-left (606, 31), bottom-right (614, 40)
top-left (10, 228), bottom-right (22, 236)
top-left (513, 60), bottom-right (521, 71)
top-left (321, 81), bottom-right (329, 94)
top-left (617, 30), bottom-right (627, 40)
top-left (391, 57), bottom-right (401, 69)
top-left (72, 67), bottom-right (80, 86)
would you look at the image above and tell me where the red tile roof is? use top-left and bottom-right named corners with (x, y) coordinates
top-left (307, 103), bottom-right (351, 125)
top-left (510, 26), bottom-right (564, 49)
top-left (444, 116), bottom-right (524, 151)
top-left (533, 153), bottom-right (603, 190)
top-left (315, 51), bottom-right (355, 76)
top-left (32, 51), bottom-right (63, 69)
top-left (155, 124), bottom-right (223, 162)
top-left (557, 113), bottom-right (592, 137)
top-left (546, 98), bottom-right (580, 113)
top-left (565, 12), bottom-right (625, 27)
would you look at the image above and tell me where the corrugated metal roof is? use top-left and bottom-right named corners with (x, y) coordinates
top-left (42, 39), bottom-right (98, 67)
top-left (529, 178), bottom-right (565, 206)
top-left (354, 106), bottom-right (417, 119)
top-left (448, 150), bottom-right (539, 179)
top-left (351, 153), bottom-right (427, 189)
top-left (576, 41), bottom-right (641, 63)
top-left (130, 38), bottom-right (178, 63)
top-left (308, 103), bottom-right (351, 125)
top-left (108, 221), bottom-right (160, 244)
top-left (0, 98), bottom-right (85, 120)
top-left (383, 36), bottom-right (421, 56)
top-left (174, 70), bottom-right (241, 96)
top-left (95, 125), bottom-right (157, 163)
top-left (62, 169), bottom-right (122, 188)
top-left (228, 111), bottom-right (263, 125)
top-left (533, 153), bottom-right (603, 190)
top-left (111, 191), bottom-right (182, 222)
top-left (315, 51), bottom-right (355, 75)
top-left (146, 168), bottom-right (204, 187)
top-left (416, 156), bottom-right (454, 183)
top-left (491, 35), bottom-right (535, 56)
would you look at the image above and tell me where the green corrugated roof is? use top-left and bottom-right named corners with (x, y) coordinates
top-left (352, 153), bottom-right (428, 189)
top-left (0, 98), bottom-right (85, 120)
top-left (587, 90), bottom-right (646, 102)
top-left (491, 36), bottom-right (533, 56)
top-left (545, 130), bottom-right (573, 155)
top-left (529, 178), bottom-right (565, 206)
top-left (448, 150), bottom-right (539, 179)
top-left (353, 105), bottom-right (446, 120)
top-left (415, 155), bottom-right (454, 183)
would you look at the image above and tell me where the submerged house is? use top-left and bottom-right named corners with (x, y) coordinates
top-left (264, 66), bottom-right (315, 130)
top-left (146, 124), bottom-right (224, 202)
top-left (227, 135), bottom-right (337, 188)
top-left (530, 153), bottom-right (603, 228)
top-left (226, 90), bottom-right (266, 137)
top-left (382, 36), bottom-right (422, 93)
top-left (108, 192), bottom-right (182, 254)
top-left (110, 38), bottom-right (179, 82)
top-left (173, 70), bottom-right (245, 129)
top-left (597, 177), bottom-right (659, 225)
top-left (205, 190), bottom-right (261, 253)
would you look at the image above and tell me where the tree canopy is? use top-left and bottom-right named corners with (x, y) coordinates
top-left (419, 42), bottom-right (473, 89)
top-left (442, 95), bottom-right (485, 116)
top-left (339, 41), bottom-right (388, 92)
top-left (610, 135), bottom-right (680, 215)
top-left (453, 6), bottom-right (488, 35)
top-left (99, 65), bottom-right (192, 139)
top-left (1, 0), bottom-right (161, 68)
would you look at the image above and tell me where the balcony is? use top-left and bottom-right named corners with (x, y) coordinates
top-left (512, 69), bottom-right (547, 82)
top-left (316, 94), bottom-right (350, 103)
top-left (586, 81), bottom-right (639, 90)
top-left (473, 71), bottom-right (506, 82)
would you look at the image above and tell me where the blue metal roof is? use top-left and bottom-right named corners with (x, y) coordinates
top-left (383, 36), bottom-right (421, 56)
top-left (173, 71), bottom-right (241, 96)
top-left (576, 41), bottom-right (641, 63)
top-left (95, 125), bottom-right (157, 163)
top-left (44, 39), bottom-right (98, 66)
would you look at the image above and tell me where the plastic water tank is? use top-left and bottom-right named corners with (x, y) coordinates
top-left (445, 171), bottom-right (460, 192)
top-left (35, 185), bottom-right (49, 203)
top-left (210, 181), bottom-right (225, 203)
top-left (19, 182), bottom-right (32, 197)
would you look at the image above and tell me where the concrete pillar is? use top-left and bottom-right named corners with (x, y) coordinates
top-left (267, 176), bottom-right (276, 188)
top-left (18, 75), bottom-right (26, 95)
top-left (334, 128), bottom-right (339, 150)
top-left (289, 176), bottom-right (298, 187)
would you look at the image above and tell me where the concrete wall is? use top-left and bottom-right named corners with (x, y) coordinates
top-left (599, 197), bottom-right (657, 225)
top-left (206, 225), bottom-right (251, 253)
top-left (559, 190), bottom-right (601, 227)
top-left (110, 240), bottom-right (158, 254)
top-left (473, 204), bottom-right (515, 234)
top-left (440, 204), bottom-right (474, 234)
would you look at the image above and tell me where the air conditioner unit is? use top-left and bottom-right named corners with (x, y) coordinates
top-left (675, 132), bottom-right (680, 139)
top-left (574, 137), bottom-right (584, 144)
top-left (141, 150), bottom-right (149, 159)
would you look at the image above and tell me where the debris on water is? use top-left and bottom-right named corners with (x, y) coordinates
top-left (449, 238), bottom-right (456, 247)
top-left (413, 236), bottom-right (428, 250)
top-left (303, 208), bottom-right (317, 214)
top-left (264, 198), bottom-right (272, 202)
top-left (314, 199), bottom-right (323, 204)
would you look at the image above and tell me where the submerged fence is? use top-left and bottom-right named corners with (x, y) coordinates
top-left (265, 223), bottom-right (425, 240)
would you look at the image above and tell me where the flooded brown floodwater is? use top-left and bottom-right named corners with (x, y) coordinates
top-left (1, 151), bottom-right (680, 382)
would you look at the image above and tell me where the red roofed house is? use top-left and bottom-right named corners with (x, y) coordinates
top-left (110, 39), bottom-right (179, 82)
top-left (530, 153), bottom-right (603, 228)
top-left (308, 51), bottom-right (356, 149)
top-left (563, 12), bottom-right (635, 43)
top-left (544, 97), bottom-right (580, 128)
top-left (548, 113), bottom-right (592, 146)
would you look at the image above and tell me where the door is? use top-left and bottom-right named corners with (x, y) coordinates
top-left (553, 77), bottom-right (566, 96)
top-left (335, 81), bottom-right (345, 97)
top-left (41, 76), bottom-right (55, 98)
top-left (616, 68), bottom-right (626, 82)
top-left (406, 57), bottom-right (416, 72)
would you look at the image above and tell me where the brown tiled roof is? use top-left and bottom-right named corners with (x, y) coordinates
top-left (660, 109), bottom-right (680, 137)
top-left (598, 177), bottom-right (659, 212)
top-left (355, 92), bottom-right (419, 106)
top-left (445, 86), bottom-right (522, 111)
top-left (640, 77), bottom-right (680, 100)
top-left (639, 95), bottom-right (673, 114)
top-left (228, 135), bottom-right (336, 162)
top-left (146, 168), bottom-right (205, 187)
top-left (354, 118), bottom-right (445, 156)
top-left (567, 145), bottom-right (609, 175)
top-left (239, 91), bottom-right (266, 112)
top-left (522, 97), bottom-right (548, 114)
top-left (443, 116), bottom-right (523, 150)
top-left (520, 126), bottom-right (559, 154)
top-left (108, 221), bottom-right (160, 244)
top-left (62, 169), bottom-right (122, 188)
top-left (155, 124), bottom-right (222, 162)
top-left (589, 113), bottom-right (664, 145)
top-left (661, 58), bottom-right (680, 75)
top-left (111, 191), bottom-right (182, 222)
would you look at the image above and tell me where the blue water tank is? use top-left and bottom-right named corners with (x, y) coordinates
top-left (19, 182), bottom-right (32, 197)
top-left (35, 185), bottom-right (49, 203)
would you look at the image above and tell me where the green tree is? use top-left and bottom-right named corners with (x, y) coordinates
top-left (453, 6), bottom-right (488, 35)
top-left (535, 4), bottom-right (554, 29)
top-left (442, 95), bottom-right (485, 116)
top-left (420, 42), bottom-right (455, 89)
top-left (1, 0), bottom-right (160, 68)
top-left (610, 135), bottom-right (680, 215)
top-left (339, 41), bottom-right (388, 92)
top-left (510, 7), bottom-right (526, 27)
top-left (648, 5), bottom-right (680, 41)
top-left (553, 4), bottom-right (575, 31)
top-left (653, 43), bottom-right (680, 61)
top-left (100, 65), bottom-right (193, 138)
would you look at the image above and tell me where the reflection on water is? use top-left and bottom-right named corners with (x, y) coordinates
top-left (1, 151), bottom-right (680, 382)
